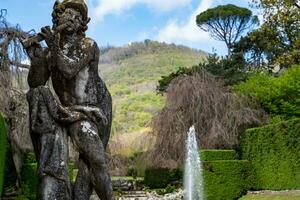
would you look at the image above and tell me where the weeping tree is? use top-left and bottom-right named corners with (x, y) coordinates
top-left (196, 4), bottom-right (259, 56)
top-left (146, 71), bottom-right (266, 168)
top-left (0, 9), bottom-right (32, 189)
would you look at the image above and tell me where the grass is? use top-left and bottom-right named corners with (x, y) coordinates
top-left (239, 191), bottom-right (300, 200)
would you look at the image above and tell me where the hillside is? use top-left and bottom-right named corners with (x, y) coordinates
top-left (99, 40), bottom-right (208, 155)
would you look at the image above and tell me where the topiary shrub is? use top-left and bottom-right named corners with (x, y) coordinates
top-left (203, 160), bottom-right (253, 200)
top-left (241, 118), bottom-right (300, 190)
top-left (0, 113), bottom-right (7, 197)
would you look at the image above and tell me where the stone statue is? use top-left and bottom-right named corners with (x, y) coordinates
top-left (23, 0), bottom-right (114, 199)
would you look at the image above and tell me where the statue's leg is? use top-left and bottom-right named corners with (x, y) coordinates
top-left (69, 121), bottom-right (114, 200)
top-left (73, 156), bottom-right (92, 200)
top-left (38, 176), bottom-right (70, 200)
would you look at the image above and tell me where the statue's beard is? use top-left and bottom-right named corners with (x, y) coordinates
top-left (59, 23), bottom-right (81, 36)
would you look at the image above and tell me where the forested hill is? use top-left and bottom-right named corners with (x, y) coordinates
top-left (98, 40), bottom-right (207, 154)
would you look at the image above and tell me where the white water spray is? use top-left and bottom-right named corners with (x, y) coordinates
top-left (184, 126), bottom-right (205, 200)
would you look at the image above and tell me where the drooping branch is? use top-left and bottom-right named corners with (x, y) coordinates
top-left (0, 9), bottom-right (30, 73)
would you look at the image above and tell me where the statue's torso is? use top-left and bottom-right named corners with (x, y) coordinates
top-left (50, 38), bottom-right (107, 107)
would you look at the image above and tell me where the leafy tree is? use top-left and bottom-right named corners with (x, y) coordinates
top-left (157, 53), bottom-right (247, 93)
top-left (251, 0), bottom-right (300, 67)
top-left (233, 24), bottom-right (283, 68)
top-left (234, 65), bottom-right (300, 119)
top-left (196, 4), bottom-right (258, 56)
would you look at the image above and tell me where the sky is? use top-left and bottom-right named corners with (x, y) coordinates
top-left (1, 0), bottom-right (255, 55)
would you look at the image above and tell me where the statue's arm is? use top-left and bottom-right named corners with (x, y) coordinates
top-left (55, 39), bottom-right (95, 80)
top-left (26, 45), bottom-right (50, 88)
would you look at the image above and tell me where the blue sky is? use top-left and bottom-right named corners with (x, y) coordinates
top-left (2, 0), bottom-right (255, 55)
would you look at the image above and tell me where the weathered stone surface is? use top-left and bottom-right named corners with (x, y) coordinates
top-left (23, 0), bottom-right (113, 199)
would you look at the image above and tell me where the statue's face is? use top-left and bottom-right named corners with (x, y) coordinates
top-left (57, 8), bottom-right (83, 34)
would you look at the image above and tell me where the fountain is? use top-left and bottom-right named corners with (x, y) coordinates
top-left (184, 126), bottom-right (205, 200)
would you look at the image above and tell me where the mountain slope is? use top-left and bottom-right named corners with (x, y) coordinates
top-left (99, 41), bottom-right (208, 154)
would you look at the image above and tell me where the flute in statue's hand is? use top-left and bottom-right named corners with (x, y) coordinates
top-left (22, 23), bottom-right (68, 49)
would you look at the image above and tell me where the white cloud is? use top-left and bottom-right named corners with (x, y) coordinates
top-left (156, 0), bottom-right (213, 44)
top-left (90, 0), bottom-right (192, 23)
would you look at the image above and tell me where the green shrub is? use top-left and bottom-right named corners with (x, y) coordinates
top-left (240, 118), bottom-right (300, 190)
top-left (20, 163), bottom-right (37, 200)
top-left (144, 168), bottom-right (183, 188)
top-left (20, 154), bottom-right (77, 199)
top-left (0, 113), bottom-right (7, 197)
top-left (24, 153), bottom-right (36, 164)
top-left (203, 160), bottom-right (253, 200)
top-left (201, 150), bottom-right (238, 161)
top-left (234, 66), bottom-right (300, 119)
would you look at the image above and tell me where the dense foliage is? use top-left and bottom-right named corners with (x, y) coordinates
top-left (0, 113), bottom-right (7, 197)
top-left (240, 118), bottom-right (300, 189)
top-left (144, 168), bottom-right (182, 189)
top-left (203, 160), bottom-right (252, 200)
top-left (200, 150), bottom-right (237, 161)
top-left (244, 0), bottom-right (300, 67)
top-left (234, 66), bottom-right (300, 119)
top-left (196, 4), bottom-right (258, 55)
top-left (233, 24), bottom-right (282, 68)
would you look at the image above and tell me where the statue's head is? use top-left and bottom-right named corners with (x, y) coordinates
top-left (52, 0), bottom-right (90, 36)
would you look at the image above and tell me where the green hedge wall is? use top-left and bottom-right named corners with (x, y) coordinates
top-left (201, 150), bottom-right (237, 161)
top-left (144, 150), bottom-right (252, 200)
top-left (241, 118), bottom-right (300, 190)
top-left (0, 113), bottom-right (7, 197)
top-left (203, 160), bottom-right (252, 200)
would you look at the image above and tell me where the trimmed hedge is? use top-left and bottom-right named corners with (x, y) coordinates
top-left (144, 160), bottom-right (252, 200)
top-left (203, 160), bottom-right (252, 200)
top-left (144, 150), bottom-right (252, 200)
top-left (241, 118), bottom-right (300, 190)
top-left (201, 150), bottom-right (237, 161)
top-left (0, 113), bottom-right (7, 197)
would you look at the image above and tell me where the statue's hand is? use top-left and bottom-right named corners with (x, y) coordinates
top-left (39, 26), bottom-right (60, 53)
top-left (70, 105), bottom-right (109, 126)
top-left (25, 43), bottom-right (40, 59)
